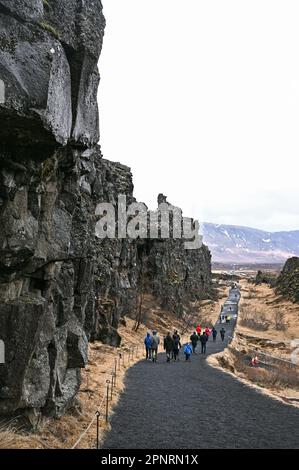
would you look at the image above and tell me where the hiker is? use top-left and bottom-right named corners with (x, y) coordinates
top-left (220, 327), bottom-right (226, 341)
top-left (250, 355), bottom-right (259, 367)
top-left (205, 327), bottom-right (211, 340)
top-left (212, 327), bottom-right (218, 342)
top-left (184, 343), bottom-right (192, 361)
top-left (190, 331), bottom-right (199, 353)
top-left (199, 332), bottom-right (208, 354)
top-left (172, 331), bottom-right (181, 361)
top-left (196, 325), bottom-right (201, 335)
top-left (164, 332), bottom-right (174, 362)
top-left (144, 332), bottom-right (152, 360)
top-left (151, 330), bottom-right (160, 362)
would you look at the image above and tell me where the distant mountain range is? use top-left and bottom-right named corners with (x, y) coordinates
top-left (201, 223), bottom-right (299, 264)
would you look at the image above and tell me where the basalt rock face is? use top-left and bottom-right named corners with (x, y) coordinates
top-left (134, 196), bottom-right (212, 317)
top-left (0, 1), bottom-right (212, 420)
top-left (0, 0), bottom-right (105, 148)
top-left (143, 238), bottom-right (212, 316)
top-left (0, 0), bottom-right (105, 418)
top-left (276, 257), bottom-right (299, 303)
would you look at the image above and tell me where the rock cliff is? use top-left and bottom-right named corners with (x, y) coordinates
top-left (276, 257), bottom-right (299, 303)
top-left (0, 0), bottom-right (212, 420)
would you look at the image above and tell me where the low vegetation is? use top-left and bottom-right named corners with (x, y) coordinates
top-left (239, 308), bottom-right (270, 331)
top-left (255, 270), bottom-right (277, 287)
top-left (231, 350), bottom-right (299, 391)
top-left (276, 257), bottom-right (299, 303)
top-left (38, 21), bottom-right (60, 39)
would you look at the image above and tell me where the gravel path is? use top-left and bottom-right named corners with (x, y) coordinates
top-left (102, 290), bottom-right (299, 449)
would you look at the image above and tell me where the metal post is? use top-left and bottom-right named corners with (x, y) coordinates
top-left (110, 374), bottom-right (114, 400)
top-left (96, 411), bottom-right (100, 449)
top-left (114, 359), bottom-right (117, 387)
top-left (105, 380), bottom-right (110, 423)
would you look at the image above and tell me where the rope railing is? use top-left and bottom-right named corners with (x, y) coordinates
top-left (71, 342), bottom-right (145, 449)
top-left (70, 333), bottom-right (193, 449)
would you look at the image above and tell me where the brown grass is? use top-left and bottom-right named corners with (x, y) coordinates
top-left (209, 278), bottom-right (299, 406)
top-left (239, 308), bottom-right (271, 331)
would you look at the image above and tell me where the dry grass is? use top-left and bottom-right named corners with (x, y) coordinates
top-left (238, 280), bottom-right (299, 350)
top-left (231, 351), bottom-right (299, 390)
top-left (239, 308), bottom-right (271, 331)
top-left (208, 278), bottom-right (299, 407)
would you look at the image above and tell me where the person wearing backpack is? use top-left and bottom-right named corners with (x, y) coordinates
top-left (190, 331), bottom-right (199, 353)
top-left (172, 331), bottom-right (181, 361)
top-left (151, 331), bottom-right (160, 362)
top-left (144, 332), bottom-right (152, 360)
top-left (184, 343), bottom-right (192, 361)
top-left (199, 332), bottom-right (208, 354)
top-left (164, 332), bottom-right (174, 362)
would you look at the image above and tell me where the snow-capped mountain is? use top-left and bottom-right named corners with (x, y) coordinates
top-left (201, 223), bottom-right (299, 264)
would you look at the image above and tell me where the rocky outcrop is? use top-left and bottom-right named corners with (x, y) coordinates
top-left (0, 0), bottom-right (104, 148)
top-left (0, 1), bottom-right (212, 420)
top-left (0, 0), bottom-right (105, 418)
top-left (276, 257), bottom-right (299, 303)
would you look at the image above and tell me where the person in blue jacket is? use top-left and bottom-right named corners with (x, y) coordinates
top-left (184, 343), bottom-right (192, 361)
top-left (144, 332), bottom-right (152, 360)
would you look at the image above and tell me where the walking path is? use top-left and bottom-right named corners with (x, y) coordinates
top-left (102, 288), bottom-right (299, 449)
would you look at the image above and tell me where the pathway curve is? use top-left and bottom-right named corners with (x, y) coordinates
top-left (102, 287), bottom-right (299, 449)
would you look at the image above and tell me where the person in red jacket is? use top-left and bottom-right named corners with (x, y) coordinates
top-left (205, 327), bottom-right (211, 340)
top-left (196, 325), bottom-right (201, 335)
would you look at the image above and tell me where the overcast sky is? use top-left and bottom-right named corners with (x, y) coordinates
top-left (98, 0), bottom-right (299, 233)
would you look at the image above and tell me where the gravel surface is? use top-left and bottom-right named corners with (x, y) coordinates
top-left (102, 291), bottom-right (299, 449)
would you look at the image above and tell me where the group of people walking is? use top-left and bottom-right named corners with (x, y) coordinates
top-left (144, 325), bottom-right (226, 363)
top-left (144, 330), bottom-right (182, 362)
top-left (188, 326), bottom-right (226, 358)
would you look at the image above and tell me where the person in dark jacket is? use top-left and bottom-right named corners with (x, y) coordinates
top-left (172, 331), bottom-right (181, 361)
top-left (164, 332), bottom-right (174, 362)
top-left (190, 332), bottom-right (199, 353)
top-left (220, 327), bottom-right (226, 341)
top-left (212, 327), bottom-right (218, 342)
top-left (144, 332), bottom-right (152, 360)
top-left (199, 332), bottom-right (208, 354)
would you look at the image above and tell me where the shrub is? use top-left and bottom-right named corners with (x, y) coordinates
top-left (39, 21), bottom-right (59, 39)
top-left (239, 308), bottom-right (270, 331)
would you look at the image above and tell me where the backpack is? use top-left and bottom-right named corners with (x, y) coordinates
top-left (145, 336), bottom-right (152, 348)
top-left (151, 335), bottom-right (159, 349)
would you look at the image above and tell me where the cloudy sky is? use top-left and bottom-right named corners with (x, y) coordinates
top-left (98, 0), bottom-right (299, 232)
